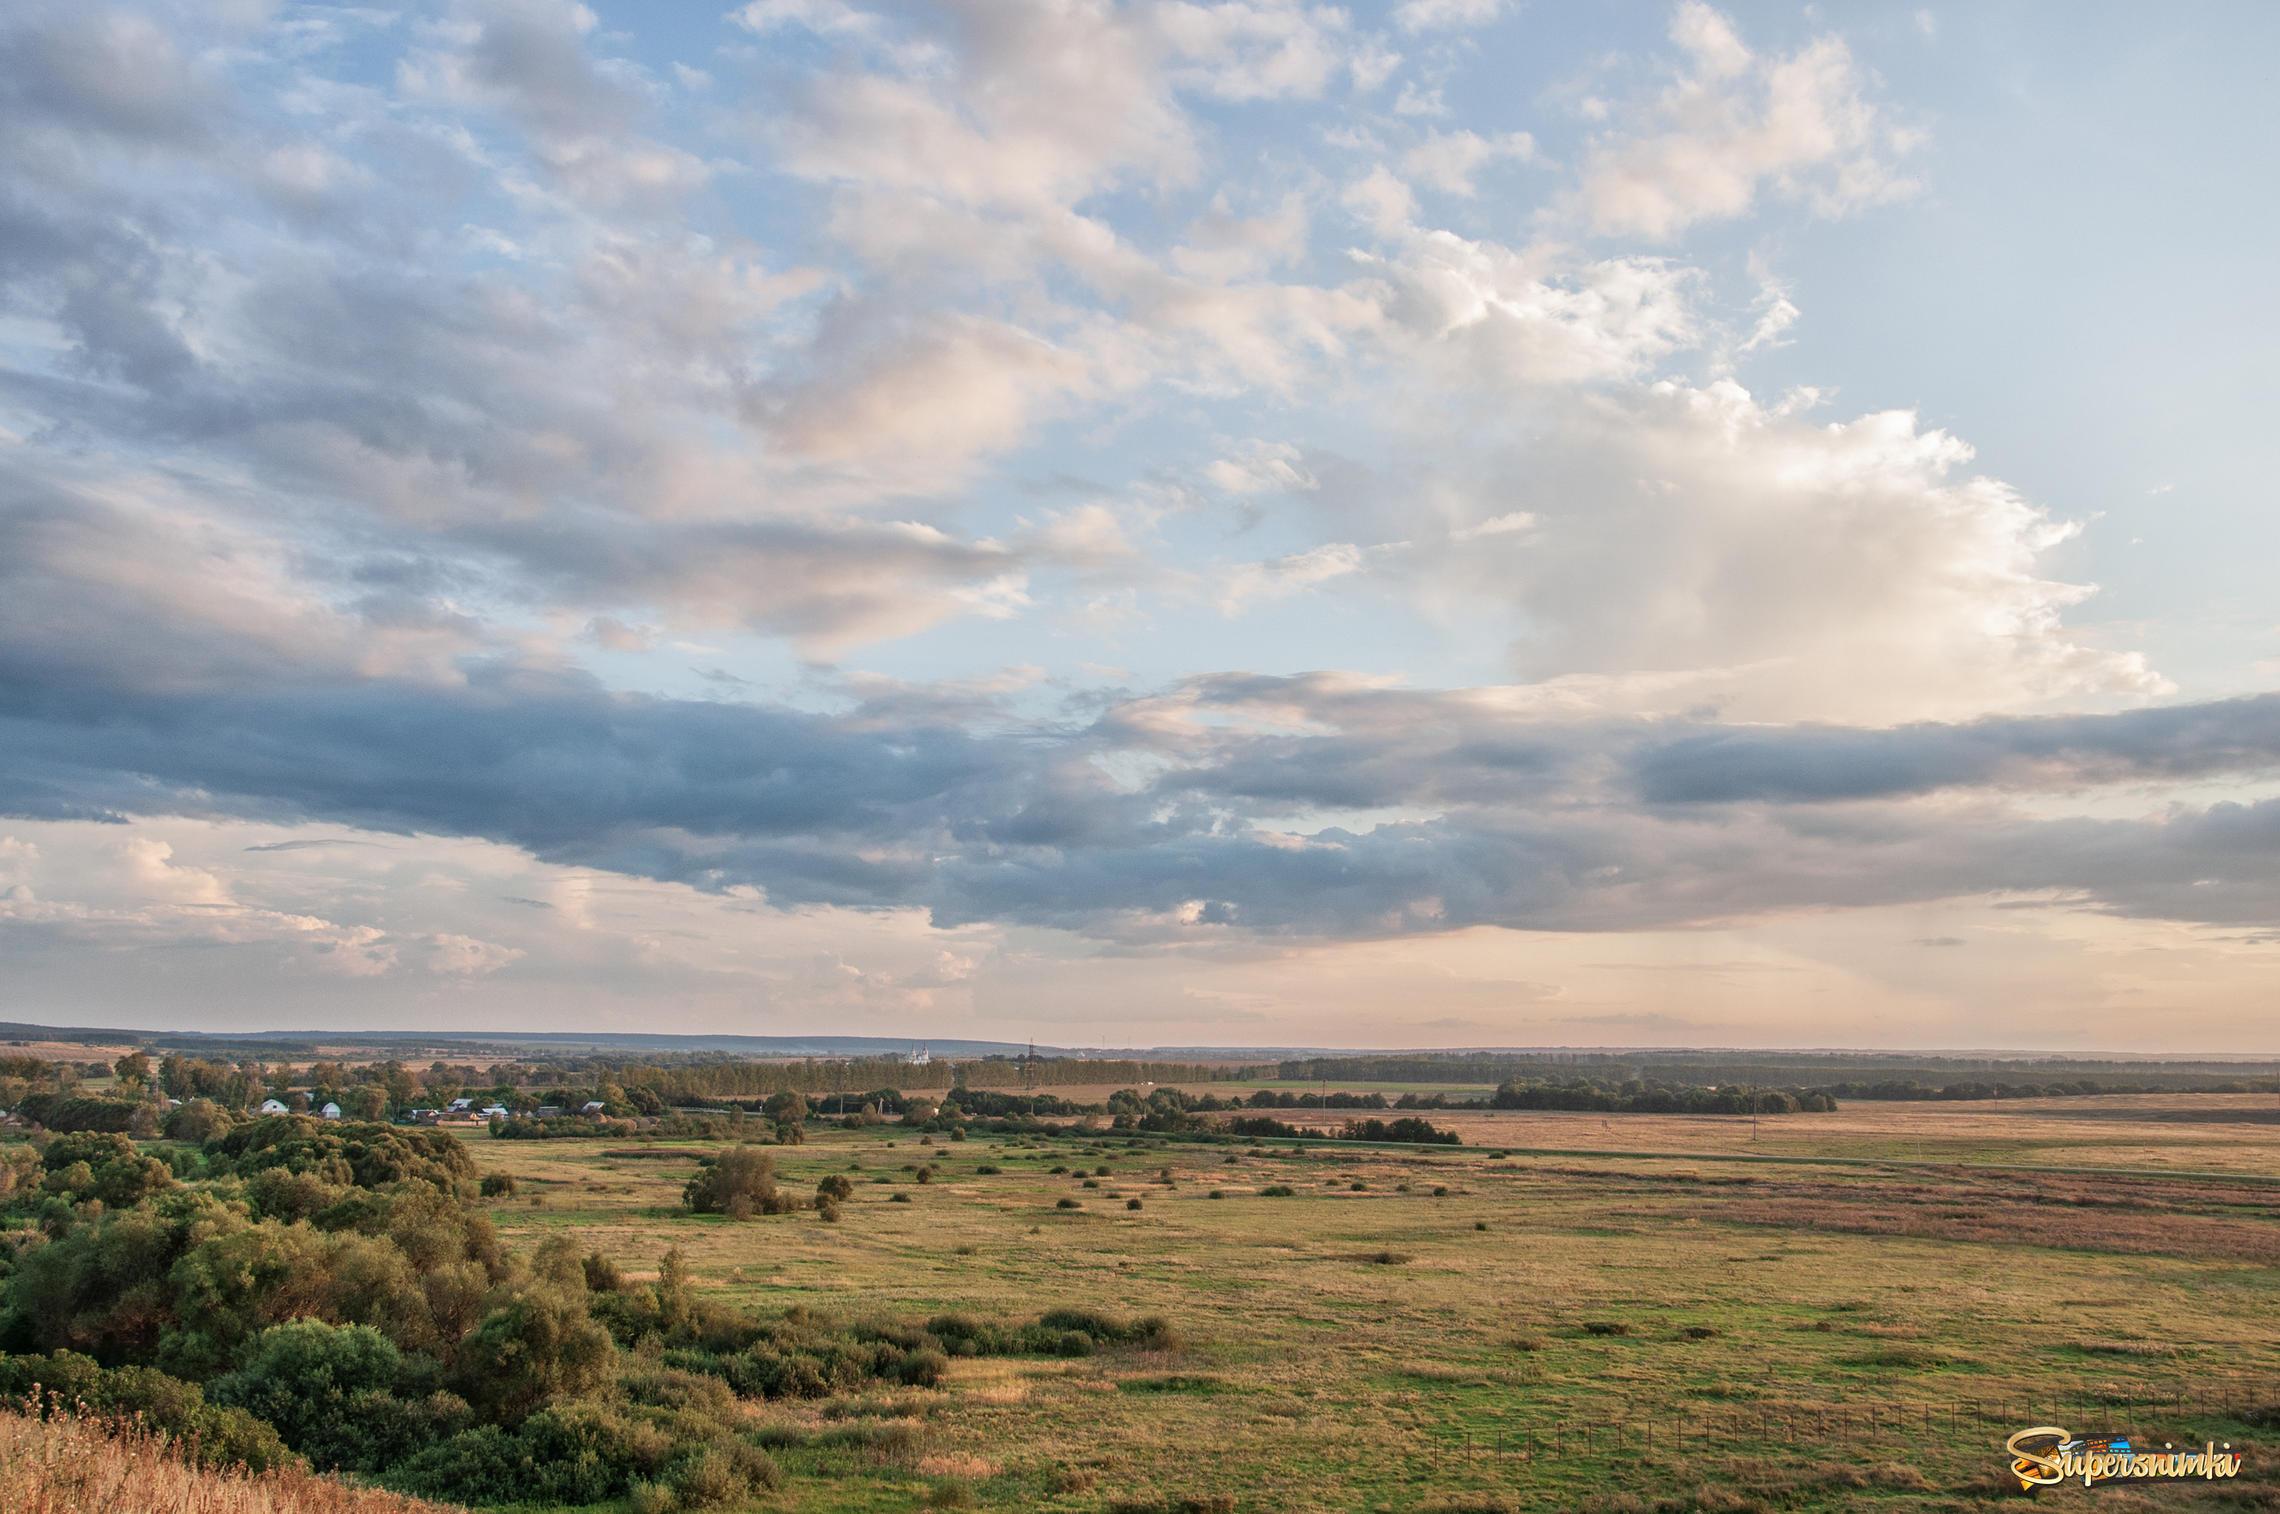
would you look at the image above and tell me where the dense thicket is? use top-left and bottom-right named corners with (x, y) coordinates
top-left (0, 1117), bottom-right (1175, 1509)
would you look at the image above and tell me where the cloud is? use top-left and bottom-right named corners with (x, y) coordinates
top-left (1327, 379), bottom-right (2164, 722)
top-left (1215, 541), bottom-right (1368, 613)
top-left (1402, 128), bottom-right (1534, 196)
top-left (1631, 693), bottom-right (2280, 804)
top-left (1394, 0), bottom-right (1506, 35)
top-left (1204, 440), bottom-right (1318, 495)
top-left (426, 932), bottom-right (525, 975)
top-left (1567, 2), bottom-right (1916, 240)
top-left (2, 611), bottom-right (2277, 948)
top-left (0, 7), bottom-right (222, 146)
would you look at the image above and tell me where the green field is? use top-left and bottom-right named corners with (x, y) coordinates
top-left (470, 1096), bottom-right (2280, 1513)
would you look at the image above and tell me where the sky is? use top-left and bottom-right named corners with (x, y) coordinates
top-left (3, 0), bottom-right (2278, 1050)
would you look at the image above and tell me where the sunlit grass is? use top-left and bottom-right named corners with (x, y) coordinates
top-left (468, 1098), bottom-right (2280, 1511)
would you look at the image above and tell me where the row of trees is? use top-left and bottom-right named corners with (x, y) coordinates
top-left (1489, 1079), bottom-right (1836, 1115)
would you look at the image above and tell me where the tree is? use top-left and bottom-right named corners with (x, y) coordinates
top-left (163, 1097), bottom-right (234, 1143)
top-left (207, 1320), bottom-right (409, 1468)
top-left (454, 1285), bottom-right (614, 1424)
top-left (113, 1051), bottom-right (152, 1093)
top-left (682, 1146), bottom-right (794, 1219)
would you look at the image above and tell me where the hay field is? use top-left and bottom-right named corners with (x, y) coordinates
top-left (473, 1098), bottom-right (2280, 1512)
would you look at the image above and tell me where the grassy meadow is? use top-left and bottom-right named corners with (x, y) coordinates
top-left (468, 1094), bottom-right (2280, 1513)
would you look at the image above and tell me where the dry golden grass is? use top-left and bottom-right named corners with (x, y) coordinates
top-left (0, 1406), bottom-right (462, 1514)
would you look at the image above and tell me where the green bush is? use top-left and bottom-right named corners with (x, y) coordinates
top-left (682, 1147), bottom-right (797, 1219)
top-left (384, 1398), bottom-right (744, 1509)
top-left (208, 1320), bottom-right (467, 1473)
top-left (14, 1094), bottom-right (141, 1133)
top-left (35, 1130), bottom-right (175, 1208)
top-left (0, 1350), bottom-right (293, 1470)
top-left (479, 1174), bottom-right (516, 1198)
top-left (454, 1285), bottom-right (616, 1424)
top-left (162, 1099), bottom-right (234, 1143)
top-left (207, 1116), bottom-right (476, 1194)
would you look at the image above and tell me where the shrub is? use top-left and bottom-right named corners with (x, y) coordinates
top-left (583, 1251), bottom-right (624, 1292)
top-left (386, 1399), bottom-right (727, 1507)
top-left (1056, 1197), bottom-right (1081, 1209)
top-left (207, 1320), bottom-right (467, 1473)
top-left (1126, 1198), bottom-right (1143, 1211)
top-left (817, 1198), bottom-right (842, 1222)
top-left (1582, 1321), bottom-right (1632, 1337)
top-left (1207, 1189), bottom-right (1225, 1199)
top-left (0, 1351), bottom-right (292, 1470)
top-left (162, 1098), bottom-right (234, 1143)
top-left (816, 1174), bottom-right (854, 1202)
top-left (36, 1130), bottom-right (174, 1207)
top-left (682, 1146), bottom-right (796, 1219)
top-left (454, 1285), bottom-right (616, 1423)
top-left (672, 1444), bottom-right (775, 1509)
top-left (208, 1117), bottom-right (475, 1194)
top-left (1259, 1184), bottom-right (1295, 1197)
top-left (479, 1173), bottom-right (516, 1197)
top-left (14, 1093), bottom-right (140, 1132)
top-left (1682, 1325), bottom-right (1722, 1340)
top-left (889, 1192), bottom-right (912, 1203)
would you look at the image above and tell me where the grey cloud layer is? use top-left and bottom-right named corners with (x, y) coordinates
top-left (7, 633), bottom-right (2279, 936)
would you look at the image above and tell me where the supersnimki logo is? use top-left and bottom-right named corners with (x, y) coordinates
top-left (2005, 1426), bottom-right (2244, 1490)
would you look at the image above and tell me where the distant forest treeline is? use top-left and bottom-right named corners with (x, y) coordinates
top-left (622, 1057), bottom-right (1260, 1096)
top-left (1277, 1053), bottom-right (2280, 1097)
